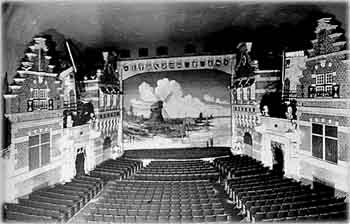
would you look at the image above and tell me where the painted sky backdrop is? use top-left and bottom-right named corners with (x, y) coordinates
top-left (124, 70), bottom-right (231, 118)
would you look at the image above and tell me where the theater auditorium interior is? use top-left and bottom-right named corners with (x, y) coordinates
top-left (1, 1), bottom-right (349, 223)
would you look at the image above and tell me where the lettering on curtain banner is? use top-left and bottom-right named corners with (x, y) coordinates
top-left (119, 54), bottom-right (235, 80)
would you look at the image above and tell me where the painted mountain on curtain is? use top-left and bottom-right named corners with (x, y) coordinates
top-left (123, 69), bottom-right (231, 149)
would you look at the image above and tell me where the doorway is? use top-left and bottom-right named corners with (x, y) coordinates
top-left (271, 141), bottom-right (284, 176)
top-left (103, 137), bottom-right (112, 160)
top-left (75, 147), bottom-right (85, 176)
top-left (243, 132), bottom-right (253, 157)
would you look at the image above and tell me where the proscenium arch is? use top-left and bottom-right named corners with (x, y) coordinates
top-left (116, 54), bottom-right (236, 151)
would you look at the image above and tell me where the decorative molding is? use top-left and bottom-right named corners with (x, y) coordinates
top-left (17, 70), bottom-right (58, 77)
top-left (298, 106), bottom-right (350, 117)
top-left (13, 78), bottom-right (26, 82)
top-left (83, 79), bottom-right (99, 84)
top-left (9, 85), bottom-right (21, 90)
top-left (254, 69), bottom-right (281, 74)
top-left (85, 86), bottom-right (99, 91)
top-left (306, 50), bottom-right (350, 62)
top-left (332, 41), bottom-right (346, 47)
top-left (3, 94), bottom-right (17, 98)
top-left (329, 32), bottom-right (342, 39)
top-left (5, 110), bottom-right (64, 123)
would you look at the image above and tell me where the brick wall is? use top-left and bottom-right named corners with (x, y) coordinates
top-left (14, 166), bottom-right (61, 198)
top-left (14, 122), bottom-right (60, 138)
top-left (51, 133), bottom-right (62, 157)
top-left (299, 100), bottom-right (349, 109)
top-left (299, 125), bottom-right (311, 152)
top-left (338, 131), bottom-right (349, 161)
top-left (299, 157), bottom-right (348, 193)
top-left (7, 75), bottom-right (63, 114)
top-left (14, 141), bottom-right (29, 169)
top-left (94, 138), bottom-right (103, 155)
top-left (299, 113), bottom-right (349, 126)
top-left (253, 132), bottom-right (262, 144)
top-left (297, 53), bottom-right (349, 98)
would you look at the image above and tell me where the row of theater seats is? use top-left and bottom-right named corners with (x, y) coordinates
top-left (3, 175), bottom-right (103, 222)
top-left (3, 158), bottom-right (141, 222)
top-left (213, 155), bottom-right (348, 222)
top-left (133, 160), bottom-right (219, 181)
top-left (90, 158), bottom-right (143, 181)
top-left (83, 180), bottom-right (231, 223)
top-left (122, 147), bottom-right (231, 159)
top-left (213, 155), bottom-right (267, 178)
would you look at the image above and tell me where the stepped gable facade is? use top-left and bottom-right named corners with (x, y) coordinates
top-left (2, 36), bottom-right (121, 202)
top-left (231, 42), bottom-right (281, 161)
top-left (296, 17), bottom-right (349, 196)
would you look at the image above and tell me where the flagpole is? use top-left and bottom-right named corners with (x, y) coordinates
top-left (281, 49), bottom-right (285, 100)
top-left (66, 41), bottom-right (77, 73)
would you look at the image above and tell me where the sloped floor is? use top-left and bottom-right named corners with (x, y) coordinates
top-left (68, 180), bottom-right (243, 223)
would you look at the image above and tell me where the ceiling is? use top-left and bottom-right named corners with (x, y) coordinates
top-left (2, 1), bottom-right (348, 80)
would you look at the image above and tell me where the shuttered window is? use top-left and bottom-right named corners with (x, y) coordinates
top-left (29, 146), bottom-right (40, 170)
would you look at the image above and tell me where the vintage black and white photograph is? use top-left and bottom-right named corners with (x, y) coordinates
top-left (1, 0), bottom-right (349, 223)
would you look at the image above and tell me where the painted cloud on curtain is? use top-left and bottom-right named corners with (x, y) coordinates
top-left (130, 78), bottom-right (230, 118)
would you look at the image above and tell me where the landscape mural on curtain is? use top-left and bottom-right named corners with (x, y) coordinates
top-left (123, 70), bottom-right (231, 149)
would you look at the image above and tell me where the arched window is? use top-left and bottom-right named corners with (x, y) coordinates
top-left (243, 132), bottom-right (252, 145)
top-left (103, 137), bottom-right (112, 151)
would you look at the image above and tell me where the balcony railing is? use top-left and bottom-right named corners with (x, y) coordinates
top-left (27, 99), bottom-right (53, 111)
top-left (63, 101), bottom-right (77, 110)
top-left (307, 88), bottom-right (339, 98)
top-left (282, 91), bottom-right (297, 102)
top-left (283, 86), bottom-right (340, 100)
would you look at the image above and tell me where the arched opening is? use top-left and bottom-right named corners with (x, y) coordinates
top-left (271, 142), bottom-right (284, 176)
top-left (243, 132), bottom-right (252, 145)
top-left (284, 78), bottom-right (290, 98)
top-left (103, 137), bottom-right (112, 160)
top-left (243, 132), bottom-right (253, 156)
top-left (103, 137), bottom-right (112, 151)
top-left (75, 147), bottom-right (85, 176)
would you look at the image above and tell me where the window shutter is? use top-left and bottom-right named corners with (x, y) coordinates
top-left (41, 143), bottom-right (50, 165)
top-left (312, 135), bottom-right (323, 159)
top-left (29, 146), bottom-right (40, 170)
top-left (325, 138), bottom-right (337, 163)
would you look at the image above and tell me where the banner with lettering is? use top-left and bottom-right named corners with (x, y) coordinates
top-left (118, 54), bottom-right (235, 80)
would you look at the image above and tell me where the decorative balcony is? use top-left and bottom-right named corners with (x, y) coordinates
top-left (256, 116), bottom-right (298, 142)
top-left (63, 101), bottom-right (77, 110)
top-left (282, 91), bottom-right (297, 102)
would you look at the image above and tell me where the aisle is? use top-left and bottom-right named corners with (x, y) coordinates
top-left (211, 182), bottom-right (244, 222)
